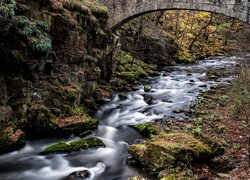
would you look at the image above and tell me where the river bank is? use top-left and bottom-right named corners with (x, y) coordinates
top-left (128, 56), bottom-right (249, 179)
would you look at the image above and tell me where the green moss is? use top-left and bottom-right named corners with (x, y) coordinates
top-left (133, 122), bottom-right (158, 138)
top-left (160, 175), bottom-right (176, 180)
top-left (120, 72), bottom-right (137, 82)
top-left (73, 106), bottom-right (86, 116)
top-left (144, 85), bottom-right (151, 92)
top-left (40, 137), bottom-right (105, 155)
top-left (129, 133), bottom-right (224, 172)
top-left (177, 51), bottom-right (193, 63)
top-left (70, 137), bottom-right (105, 151)
top-left (119, 50), bottom-right (133, 65)
top-left (137, 67), bottom-right (148, 77)
top-left (128, 176), bottom-right (145, 180)
top-left (40, 141), bottom-right (70, 155)
top-left (118, 92), bottom-right (127, 100)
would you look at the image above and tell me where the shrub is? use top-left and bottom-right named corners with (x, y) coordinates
top-left (230, 62), bottom-right (250, 119)
top-left (12, 16), bottom-right (52, 53)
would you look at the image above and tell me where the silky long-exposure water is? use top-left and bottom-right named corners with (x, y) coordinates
top-left (0, 56), bottom-right (237, 180)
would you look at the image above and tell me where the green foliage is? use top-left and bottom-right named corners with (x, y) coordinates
top-left (230, 67), bottom-right (250, 118)
top-left (0, 0), bottom-right (16, 20)
top-left (233, 143), bottom-right (241, 149)
top-left (12, 16), bottom-right (52, 53)
top-left (73, 106), bottom-right (86, 116)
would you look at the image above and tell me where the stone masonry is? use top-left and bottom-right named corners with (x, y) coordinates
top-left (99, 0), bottom-right (250, 30)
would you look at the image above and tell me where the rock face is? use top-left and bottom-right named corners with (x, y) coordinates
top-left (0, 0), bottom-right (120, 154)
top-left (129, 133), bottom-right (224, 173)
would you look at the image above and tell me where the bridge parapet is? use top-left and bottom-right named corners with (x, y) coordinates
top-left (99, 0), bottom-right (250, 30)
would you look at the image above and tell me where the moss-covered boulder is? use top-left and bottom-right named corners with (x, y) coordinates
top-left (40, 137), bottom-right (105, 155)
top-left (25, 104), bottom-right (98, 138)
top-left (25, 105), bottom-right (57, 137)
top-left (56, 115), bottom-right (98, 137)
top-left (132, 122), bottom-right (158, 138)
top-left (118, 92), bottom-right (128, 100)
top-left (128, 133), bottom-right (224, 172)
top-left (120, 72), bottom-right (137, 82)
top-left (0, 126), bottom-right (26, 154)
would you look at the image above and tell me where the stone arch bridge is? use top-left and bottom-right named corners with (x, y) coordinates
top-left (99, 0), bottom-right (250, 30)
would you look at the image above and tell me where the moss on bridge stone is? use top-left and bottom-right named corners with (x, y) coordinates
top-left (40, 137), bottom-right (105, 155)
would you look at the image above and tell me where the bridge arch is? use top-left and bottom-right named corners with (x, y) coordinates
top-left (99, 0), bottom-right (250, 30)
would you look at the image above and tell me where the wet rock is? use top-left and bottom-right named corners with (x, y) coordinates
top-left (173, 109), bottom-right (184, 114)
top-left (143, 85), bottom-right (151, 92)
top-left (40, 137), bottom-right (105, 155)
top-left (143, 95), bottom-right (153, 104)
top-left (118, 92), bottom-right (128, 100)
top-left (126, 156), bottom-right (140, 166)
top-left (206, 71), bottom-right (219, 80)
top-left (67, 170), bottom-right (90, 180)
top-left (199, 84), bottom-right (208, 88)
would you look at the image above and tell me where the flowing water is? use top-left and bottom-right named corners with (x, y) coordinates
top-left (0, 57), bottom-right (237, 180)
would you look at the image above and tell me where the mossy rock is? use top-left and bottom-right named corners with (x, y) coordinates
top-left (40, 137), bottom-right (105, 155)
top-left (120, 72), bottom-right (137, 82)
top-left (132, 122), bottom-right (158, 138)
top-left (118, 92), bottom-right (128, 100)
top-left (58, 117), bottom-right (98, 136)
top-left (206, 71), bottom-right (219, 80)
top-left (137, 67), bottom-right (148, 77)
top-left (144, 85), bottom-right (151, 92)
top-left (25, 105), bottom-right (57, 136)
top-left (128, 176), bottom-right (146, 180)
top-left (0, 127), bottom-right (26, 154)
top-left (119, 50), bottom-right (134, 65)
top-left (128, 133), bottom-right (224, 172)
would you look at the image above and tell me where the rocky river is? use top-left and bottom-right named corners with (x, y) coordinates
top-left (0, 56), bottom-right (237, 180)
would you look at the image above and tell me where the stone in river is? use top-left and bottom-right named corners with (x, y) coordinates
top-left (67, 170), bottom-right (90, 180)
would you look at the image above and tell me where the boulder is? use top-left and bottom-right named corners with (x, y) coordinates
top-left (40, 137), bottom-right (105, 155)
top-left (67, 170), bottom-right (91, 180)
top-left (129, 133), bottom-right (224, 172)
